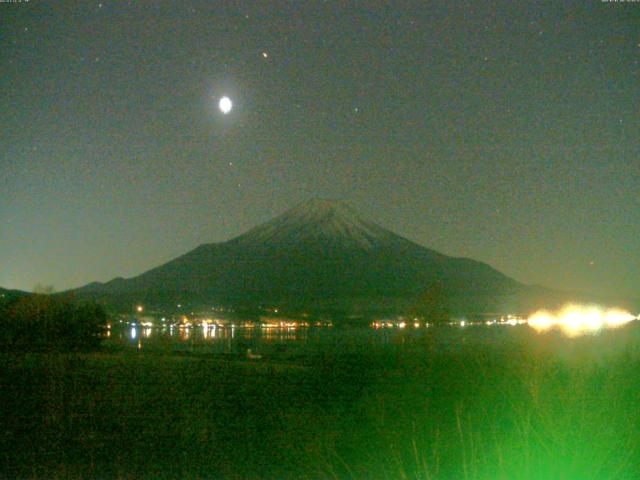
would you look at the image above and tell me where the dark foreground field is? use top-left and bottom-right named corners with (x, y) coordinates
top-left (2, 330), bottom-right (640, 479)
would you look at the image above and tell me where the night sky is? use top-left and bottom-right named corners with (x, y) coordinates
top-left (1, 1), bottom-right (638, 299)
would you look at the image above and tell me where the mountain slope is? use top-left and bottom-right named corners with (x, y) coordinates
top-left (231, 199), bottom-right (407, 249)
top-left (0, 287), bottom-right (32, 302)
top-left (74, 199), bottom-right (525, 313)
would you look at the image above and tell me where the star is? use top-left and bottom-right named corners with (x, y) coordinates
top-left (262, 51), bottom-right (268, 59)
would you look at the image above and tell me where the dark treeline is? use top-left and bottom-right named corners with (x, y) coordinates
top-left (0, 295), bottom-right (108, 351)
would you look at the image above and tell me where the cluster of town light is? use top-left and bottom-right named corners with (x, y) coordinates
top-left (527, 304), bottom-right (637, 337)
top-left (371, 315), bottom-right (528, 329)
top-left (123, 315), bottom-right (331, 333)
top-left (128, 304), bottom-right (637, 339)
top-left (370, 308), bottom-right (638, 337)
top-left (372, 320), bottom-right (429, 329)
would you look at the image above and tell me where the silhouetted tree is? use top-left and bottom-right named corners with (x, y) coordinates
top-left (0, 295), bottom-right (107, 351)
top-left (32, 284), bottom-right (55, 294)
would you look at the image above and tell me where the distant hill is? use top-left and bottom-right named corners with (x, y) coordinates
top-left (0, 287), bottom-right (32, 302)
top-left (71, 199), bottom-right (619, 316)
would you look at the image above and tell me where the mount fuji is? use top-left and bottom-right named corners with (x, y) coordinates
top-left (74, 199), bottom-right (529, 315)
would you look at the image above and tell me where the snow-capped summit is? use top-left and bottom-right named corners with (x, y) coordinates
top-left (232, 198), bottom-right (401, 249)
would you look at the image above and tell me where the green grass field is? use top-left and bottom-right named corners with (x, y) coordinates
top-left (2, 330), bottom-right (640, 479)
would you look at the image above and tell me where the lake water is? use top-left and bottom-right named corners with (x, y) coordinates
top-left (105, 321), bottom-right (640, 362)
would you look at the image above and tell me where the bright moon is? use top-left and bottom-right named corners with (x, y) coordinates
top-left (219, 96), bottom-right (232, 114)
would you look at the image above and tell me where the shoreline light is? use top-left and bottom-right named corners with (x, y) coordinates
top-left (528, 304), bottom-right (636, 337)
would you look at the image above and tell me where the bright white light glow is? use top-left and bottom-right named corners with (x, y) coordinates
top-left (219, 96), bottom-right (232, 114)
top-left (528, 304), bottom-right (636, 337)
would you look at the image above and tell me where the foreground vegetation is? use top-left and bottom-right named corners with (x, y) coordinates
top-left (1, 327), bottom-right (640, 479)
top-left (0, 295), bottom-right (106, 351)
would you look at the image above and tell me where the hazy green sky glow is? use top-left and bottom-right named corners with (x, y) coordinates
top-left (1, 1), bottom-right (638, 298)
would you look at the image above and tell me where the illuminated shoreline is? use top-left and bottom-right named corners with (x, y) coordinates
top-left (527, 304), bottom-right (637, 337)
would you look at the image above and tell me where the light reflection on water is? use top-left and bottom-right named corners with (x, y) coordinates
top-left (111, 321), bottom-right (640, 360)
